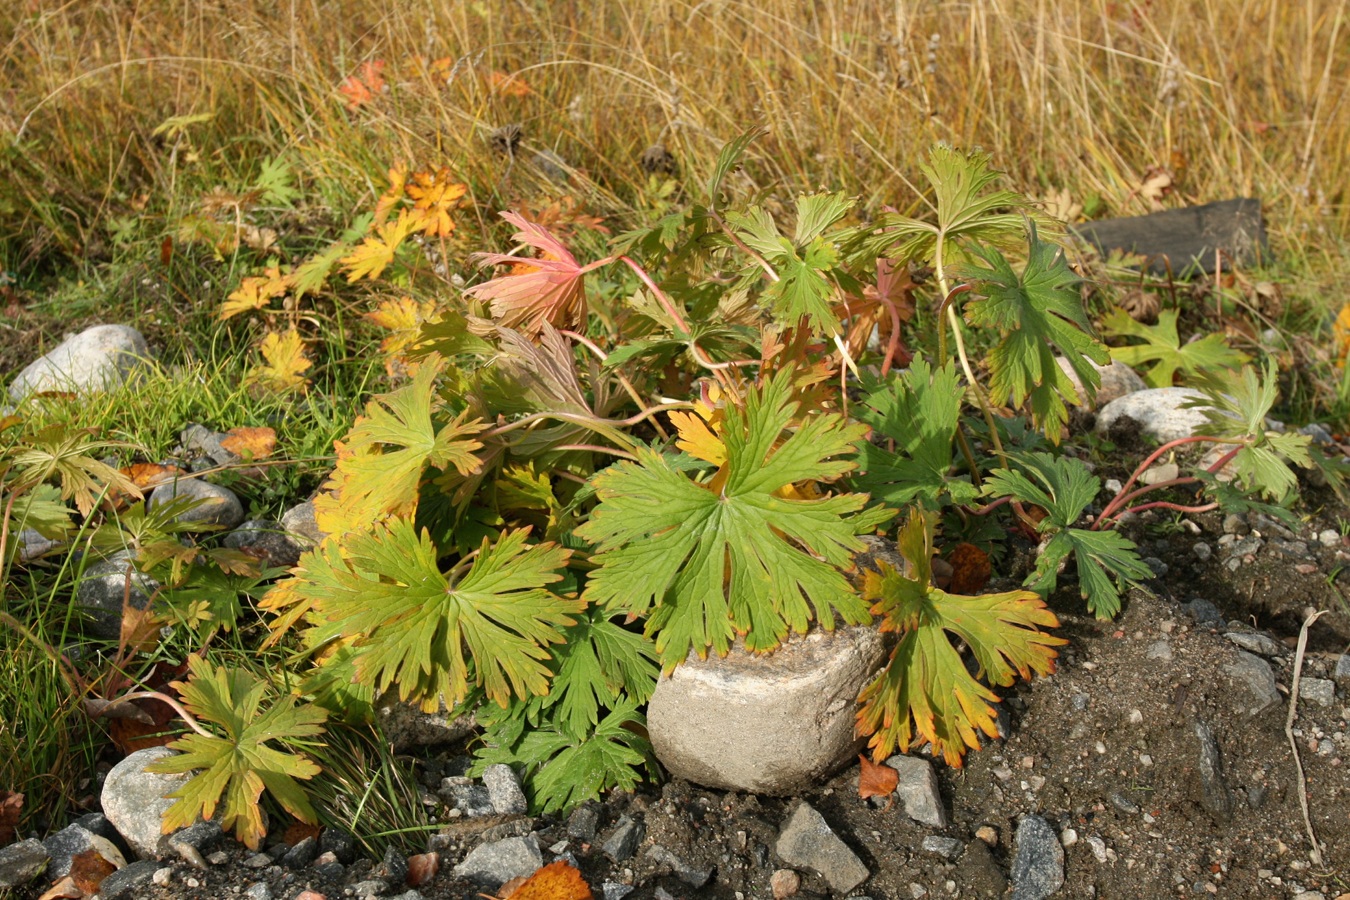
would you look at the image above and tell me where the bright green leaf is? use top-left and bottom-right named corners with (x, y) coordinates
top-left (1102, 307), bottom-right (1248, 388)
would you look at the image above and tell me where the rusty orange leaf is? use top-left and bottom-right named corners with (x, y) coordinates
top-left (946, 542), bottom-right (992, 595)
top-left (493, 860), bottom-right (593, 900)
top-left (488, 70), bottom-right (532, 97)
top-left (221, 426), bottom-right (277, 461)
top-left (857, 754), bottom-right (898, 806)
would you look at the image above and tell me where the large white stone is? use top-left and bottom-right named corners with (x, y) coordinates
top-left (1095, 387), bottom-right (1214, 444)
top-left (101, 747), bottom-right (194, 859)
top-left (8, 324), bottom-right (150, 401)
top-left (648, 623), bottom-right (888, 794)
top-left (1054, 357), bottom-right (1147, 409)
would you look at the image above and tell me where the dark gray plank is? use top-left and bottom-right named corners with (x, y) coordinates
top-left (1071, 197), bottom-right (1267, 276)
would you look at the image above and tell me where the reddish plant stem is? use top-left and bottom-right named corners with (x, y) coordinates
top-left (1094, 444), bottom-right (1244, 529)
top-left (1094, 436), bottom-right (1235, 527)
top-left (1114, 500), bottom-right (1220, 517)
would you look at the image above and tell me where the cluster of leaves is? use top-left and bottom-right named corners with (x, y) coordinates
top-left (11, 135), bottom-right (1337, 848)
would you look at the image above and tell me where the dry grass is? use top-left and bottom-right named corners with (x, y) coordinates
top-left (0, 0), bottom-right (1344, 272)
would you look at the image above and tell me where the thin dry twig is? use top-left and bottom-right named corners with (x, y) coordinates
top-left (1286, 606), bottom-right (1329, 867)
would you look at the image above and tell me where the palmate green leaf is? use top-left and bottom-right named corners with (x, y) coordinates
top-left (706, 126), bottom-right (767, 209)
top-left (1184, 360), bottom-right (1311, 501)
top-left (852, 358), bottom-right (979, 508)
top-left (856, 511), bottom-right (1065, 766)
top-left (299, 519), bottom-right (581, 710)
top-left (983, 452), bottom-right (1151, 618)
top-left (146, 654), bottom-right (327, 850)
top-left (1102, 307), bottom-right (1248, 387)
top-left (961, 226), bottom-right (1110, 439)
top-left (853, 146), bottom-right (1034, 263)
top-left (9, 424), bottom-right (140, 517)
top-left (576, 368), bottom-right (877, 669)
top-left (543, 606), bottom-right (658, 741)
top-left (725, 204), bottom-right (843, 335)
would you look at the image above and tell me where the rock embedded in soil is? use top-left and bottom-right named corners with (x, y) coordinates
top-left (1225, 631), bottom-right (1284, 657)
top-left (1094, 387), bottom-right (1213, 443)
top-left (97, 859), bottom-right (164, 899)
top-left (148, 477), bottom-right (245, 530)
top-left (281, 498), bottom-right (328, 548)
top-left (378, 693), bottom-right (477, 751)
top-left (8, 323), bottom-right (150, 401)
top-left (601, 814), bottom-right (645, 862)
top-left (101, 746), bottom-right (196, 859)
top-left (647, 623), bottom-right (887, 794)
top-left (483, 763), bottom-right (528, 815)
top-left (1191, 719), bottom-right (1234, 824)
top-left (451, 834), bottom-right (543, 888)
top-left (75, 554), bottom-right (160, 640)
top-left (1299, 677), bottom-right (1337, 707)
top-left (224, 518), bottom-right (305, 569)
top-left (775, 802), bottom-right (870, 895)
top-left (1009, 814), bottom-right (1064, 900)
top-left (1225, 650), bottom-right (1281, 714)
top-left (885, 754), bottom-right (948, 827)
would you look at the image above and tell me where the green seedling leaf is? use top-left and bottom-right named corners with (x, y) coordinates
top-left (725, 203), bottom-right (844, 335)
top-left (299, 519), bottom-right (581, 710)
top-left (1102, 307), bottom-right (1248, 387)
top-left (253, 156), bottom-right (300, 207)
top-left (852, 358), bottom-right (979, 508)
top-left (1184, 360), bottom-right (1311, 500)
top-left (960, 226), bottom-right (1110, 439)
top-left (983, 452), bottom-right (1151, 618)
top-left (577, 367), bottom-right (877, 669)
top-left (856, 510), bottom-right (1065, 766)
top-left (147, 655), bottom-right (327, 850)
top-left (521, 697), bottom-right (653, 814)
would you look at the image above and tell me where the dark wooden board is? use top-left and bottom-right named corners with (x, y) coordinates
top-left (1071, 197), bottom-right (1267, 276)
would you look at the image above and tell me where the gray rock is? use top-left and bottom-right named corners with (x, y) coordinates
top-left (374, 844), bottom-right (409, 885)
top-left (101, 746), bottom-right (196, 858)
top-left (648, 623), bottom-right (887, 794)
top-left (884, 755), bottom-right (947, 827)
top-left (1192, 542), bottom-right (1212, 562)
top-left (1095, 387), bottom-right (1214, 443)
top-left (1301, 423), bottom-right (1335, 446)
top-left (1108, 791), bottom-right (1140, 815)
top-left (43, 822), bottom-right (127, 877)
top-left (1225, 631), bottom-right (1283, 657)
top-left (281, 498), bottom-right (328, 548)
top-left (320, 827), bottom-right (357, 864)
top-left (224, 519), bottom-right (304, 569)
top-left (75, 556), bottom-right (160, 640)
top-left (1009, 814), bottom-right (1065, 900)
top-left (161, 819), bottom-right (222, 857)
top-left (483, 763), bottom-right (528, 815)
top-left (148, 477), bottom-right (245, 530)
top-left (0, 838), bottom-right (49, 889)
top-left (244, 882), bottom-right (273, 900)
top-left (1299, 677), bottom-right (1337, 707)
top-left (1053, 357), bottom-right (1147, 409)
top-left (603, 884), bottom-right (635, 900)
top-left (1222, 514), bottom-right (1250, 535)
top-left (14, 528), bottom-right (62, 562)
top-left (97, 859), bottom-right (164, 899)
top-left (921, 836), bottom-right (964, 860)
top-left (349, 878), bottom-right (388, 898)
top-left (8, 324), bottom-right (150, 401)
top-left (180, 424), bottom-right (239, 468)
top-left (1334, 653), bottom-right (1350, 686)
top-left (1184, 598), bottom-right (1224, 626)
top-left (379, 694), bottom-right (477, 751)
top-left (282, 835), bottom-right (318, 869)
top-left (1146, 640), bottom-right (1173, 661)
top-left (440, 779), bottom-right (494, 817)
top-left (1193, 720), bottom-right (1233, 823)
top-left (452, 834), bottom-right (543, 889)
top-left (645, 844), bottom-right (712, 888)
top-left (567, 806), bottom-right (599, 842)
top-left (601, 815), bottom-right (644, 863)
top-left (1225, 651), bottom-right (1280, 714)
top-left (775, 802), bottom-right (869, 895)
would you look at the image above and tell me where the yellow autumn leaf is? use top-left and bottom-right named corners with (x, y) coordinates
top-left (250, 329), bottom-right (312, 393)
top-left (340, 210), bottom-right (416, 282)
top-left (221, 268), bottom-right (290, 320)
top-left (374, 163), bottom-right (408, 225)
top-left (1333, 303), bottom-right (1350, 368)
top-left (406, 166), bottom-right (468, 238)
top-left (670, 410), bottom-right (726, 467)
top-left (364, 296), bottom-right (439, 369)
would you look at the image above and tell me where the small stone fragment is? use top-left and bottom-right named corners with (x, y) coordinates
top-left (282, 836), bottom-right (318, 869)
top-left (1009, 814), bottom-right (1064, 900)
top-left (1225, 631), bottom-right (1283, 657)
top-left (601, 815), bottom-right (645, 863)
top-left (1225, 651), bottom-right (1280, 714)
top-left (771, 868), bottom-right (801, 899)
top-left (921, 836), bottom-right (964, 860)
top-left (1085, 835), bottom-right (1108, 863)
top-left (320, 827), bottom-right (358, 864)
top-left (1192, 542), bottom-right (1212, 561)
top-left (567, 806), bottom-right (599, 842)
top-left (96, 859), bottom-right (163, 899)
top-left (42, 822), bottom-right (126, 878)
top-left (975, 825), bottom-right (999, 845)
top-left (645, 844), bottom-right (712, 888)
top-left (1146, 640), bottom-right (1173, 661)
top-left (885, 755), bottom-right (947, 827)
top-left (1184, 598), bottom-right (1225, 626)
top-left (483, 764), bottom-right (528, 815)
top-left (0, 838), bottom-right (50, 889)
top-left (451, 835), bottom-right (542, 889)
top-left (1193, 720), bottom-right (1233, 823)
top-left (775, 802), bottom-right (870, 895)
top-left (1300, 678), bottom-right (1337, 707)
top-left (244, 882), bottom-right (273, 900)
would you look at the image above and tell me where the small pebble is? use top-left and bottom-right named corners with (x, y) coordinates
top-left (1086, 835), bottom-right (1109, 863)
top-left (770, 868), bottom-right (800, 899)
top-left (1060, 828), bottom-right (1078, 848)
top-left (153, 868), bottom-right (172, 886)
top-left (975, 826), bottom-right (999, 845)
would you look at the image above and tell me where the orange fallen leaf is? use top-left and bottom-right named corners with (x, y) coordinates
top-left (946, 542), bottom-right (992, 595)
top-left (491, 860), bottom-right (593, 900)
top-left (0, 791), bottom-right (23, 844)
top-left (283, 820), bottom-right (322, 846)
top-left (857, 754), bottom-right (898, 808)
top-left (69, 848), bottom-right (118, 894)
top-left (122, 462), bottom-right (185, 490)
top-left (406, 851), bottom-right (439, 887)
top-left (221, 426), bottom-right (277, 461)
top-left (340, 60), bottom-right (386, 109)
top-left (37, 876), bottom-right (82, 900)
top-left (489, 70), bottom-right (532, 97)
